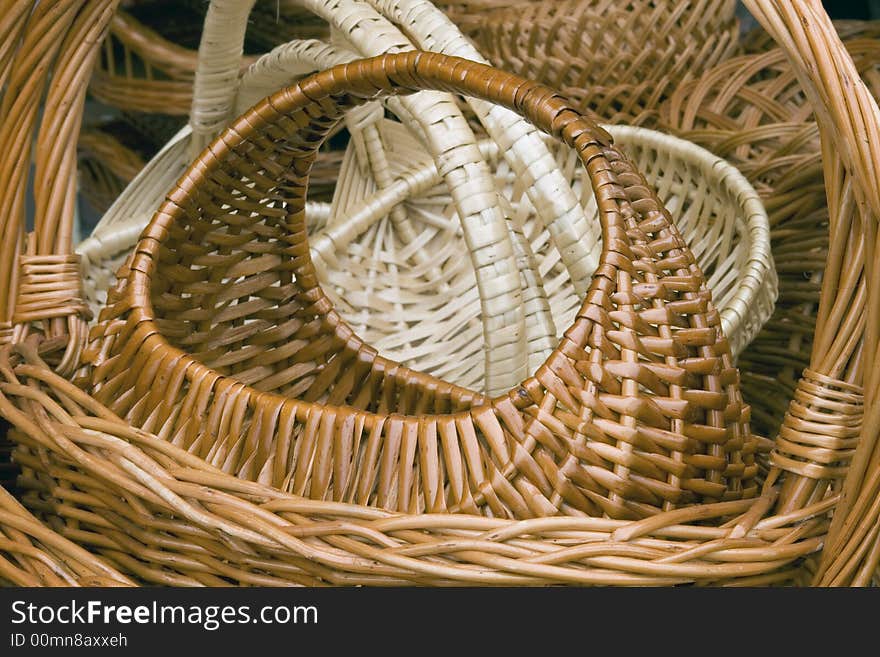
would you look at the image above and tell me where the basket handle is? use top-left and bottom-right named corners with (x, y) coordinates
top-left (0, 0), bottom-right (116, 375)
top-left (744, 0), bottom-right (880, 585)
top-left (120, 51), bottom-right (750, 515)
top-left (188, 0), bottom-right (546, 395)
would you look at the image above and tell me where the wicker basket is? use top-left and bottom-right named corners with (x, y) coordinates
top-left (314, 121), bottom-right (773, 389)
top-left (3, 44), bottom-right (847, 586)
top-left (659, 39), bottom-right (880, 441)
top-left (0, 0), bottom-right (137, 589)
top-left (80, 0), bottom-right (775, 397)
top-left (4, 0), bottom-right (872, 588)
top-left (81, 51), bottom-right (765, 520)
top-left (473, 0), bottom-right (739, 126)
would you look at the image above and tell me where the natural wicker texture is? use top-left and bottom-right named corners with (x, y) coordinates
top-left (0, 0), bottom-right (139, 589)
top-left (88, 0), bottom-right (603, 398)
top-left (659, 40), bottom-right (880, 440)
top-left (80, 0), bottom-right (332, 212)
top-left (82, 52), bottom-right (761, 525)
top-left (434, 1), bottom-right (532, 35)
top-left (0, 0), bottom-right (120, 379)
top-left (473, 0), bottom-right (739, 126)
top-left (82, 0), bottom-right (775, 400)
top-left (314, 121), bottom-right (773, 391)
top-left (742, 0), bottom-right (880, 585)
top-left (0, 0), bottom-right (872, 589)
top-left (0, 482), bottom-right (132, 587)
top-left (91, 8), bottom-right (200, 116)
top-left (7, 339), bottom-right (824, 586)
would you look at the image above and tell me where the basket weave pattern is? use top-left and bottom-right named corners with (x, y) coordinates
top-left (82, 52), bottom-right (760, 521)
top-left (474, 0), bottom-right (739, 125)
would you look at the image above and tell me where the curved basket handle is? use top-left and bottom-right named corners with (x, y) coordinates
top-left (189, 0), bottom-right (543, 395)
top-left (0, 0), bottom-right (115, 375)
top-left (744, 0), bottom-right (880, 586)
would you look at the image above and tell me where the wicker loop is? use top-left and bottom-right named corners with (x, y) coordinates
top-left (12, 255), bottom-right (92, 325)
top-left (771, 369), bottom-right (864, 480)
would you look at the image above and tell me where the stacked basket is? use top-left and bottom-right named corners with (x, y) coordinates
top-left (1, 0), bottom-right (879, 587)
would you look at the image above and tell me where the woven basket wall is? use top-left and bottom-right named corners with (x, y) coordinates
top-left (315, 120), bottom-right (773, 391)
top-left (659, 35), bottom-right (880, 440)
top-left (473, 0), bottom-right (740, 125)
top-left (3, 0), bottom-right (878, 588)
top-left (2, 38), bottom-right (842, 586)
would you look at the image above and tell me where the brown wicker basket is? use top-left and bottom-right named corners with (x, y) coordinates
top-left (473, 0), bottom-right (740, 125)
top-left (0, 0), bottom-right (136, 588)
top-left (2, 0), bottom-right (877, 587)
top-left (80, 51), bottom-right (765, 521)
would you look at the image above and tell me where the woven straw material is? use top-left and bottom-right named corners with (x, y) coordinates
top-left (0, 482), bottom-right (132, 587)
top-left (81, 52), bottom-right (762, 525)
top-left (435, 1), bottom-right (529, 34)
top-left (78, 117), bottom-right (774, 393)
top-left (3, 3), bottom-right (869, 588)
top-left (80, 0), bottom-right (773, 400)
top-left (473, 0), bottom-right (739, 126)
top-left (0, 0), bottom-right (138, 589)
top-left (659, 39), bottom-right (880, 440)
top-left (0, 0), bottom-right (121, 377)
top-left (314, 121), bottom-right (773, 392)
top-left (5, 340), bottom-right (823, 586)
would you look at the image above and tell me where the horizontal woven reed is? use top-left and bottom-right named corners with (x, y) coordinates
top-left (740, 19), bottom-right (880, 56)
top-left (473, 0), bottom-right (739, 125)
top-left (90, 8), bottom-right (200, 116)
top-left (4, 340), bottom-right (822, 586)
top-left (435, 0), bottom-right (533, 34)
top-left (82, 52), bottom-right (762, 523)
